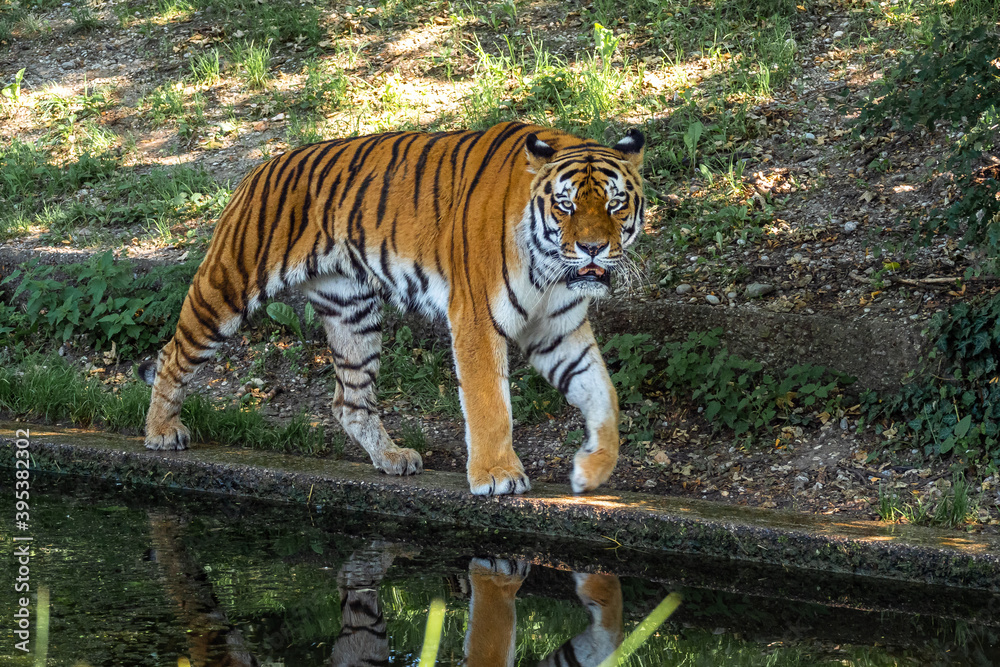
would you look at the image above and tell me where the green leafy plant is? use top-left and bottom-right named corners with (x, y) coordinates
top-left (682, 121), bottom-right (704, 174)
top-left (855, 24), bottom-right (999, 135)
top-left (660, 330), bottom-right (848, 438)
top-left (295, 59), bottom-right (348, 115)
top-left (1, 251), bottom-right (196, 355)
top-left (1, 67), bottom-right (25, 107)
top-left (510, 367), bottom-right (565, 424)
top-left (266, 302), bottom-right (304, 340)
top-left (144, 83), bottom-right (186, 125)
top-left (602, 333), bottom-right (658, 444)
top-left (863, 292), bottom-right (1000, 468)
top-left (380, 326), bottom-right (460, 417)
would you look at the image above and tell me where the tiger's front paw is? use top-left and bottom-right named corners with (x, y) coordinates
top-left (468, 461), bottom-right (531, 496)
top-left (145, 422), bottom-right (191, 451)
top-left (570, 446), bottom-right (617, 493)
top-left (374, 447), bottom-right (423, 476)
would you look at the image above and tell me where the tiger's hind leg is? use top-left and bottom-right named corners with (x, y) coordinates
top-left (141, 274), bottom-right (243, 450)
top-left (303, 275), bottom-right (422, 476)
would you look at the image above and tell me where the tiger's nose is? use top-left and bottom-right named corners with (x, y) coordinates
top-left (577, 241), bottom-right (609, 258)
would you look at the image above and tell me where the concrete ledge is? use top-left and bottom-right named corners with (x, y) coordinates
top-left (5, 422), bottom-right (998, 593)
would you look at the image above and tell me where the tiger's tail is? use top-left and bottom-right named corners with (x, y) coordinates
top-left (142, 253), bottom-right (247, 450)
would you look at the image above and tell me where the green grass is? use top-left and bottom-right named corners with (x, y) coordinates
top-left (462, 26), bottom-right (639, 140)
top-left (0, 139), bottom-right (228, 244)
top-left (398, 420), bottom-right (429, 453)
top-left (143, 82), bottom-right (186, 125)
top-left (510, 368), bottom-right (565, 424)
top-left (877, 476), bottom-right (978, 529)
top-left (230, 39), bottom-right (273, 90)
top-left (0, 353), bottom-right (336, 456)
top-left (189, 48), bottom-right (222, 85)
top-left (285, 114), bottom-right (325, 147)
top-left (378, 325), bottom-right (569, 425)
top-left (379, 326), bottom-right (462, 418)
top-left (0, 210), bottom-right (31, 240)
top-left (67, 5), bottom-right (102, 34)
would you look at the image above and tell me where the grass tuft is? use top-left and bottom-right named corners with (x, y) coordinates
top-left (0, 354), bottom-right (337, 456)
top-left (398, 420), bottom-right (428, 453)
top-left (189, 49), bottom-right (222, 85)
top-left (877, 476), bottom-right (978, 529)
top-left (231, 40), bottom-right (273, 90)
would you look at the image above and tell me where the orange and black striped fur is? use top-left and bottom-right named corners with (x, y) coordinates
top-left (465, 558), bottom-right (624, 666)
top-left (139, 121), bottom-right (645, 495)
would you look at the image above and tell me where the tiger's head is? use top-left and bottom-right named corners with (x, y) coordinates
top-left (522, 129), bottom-right (645, 296)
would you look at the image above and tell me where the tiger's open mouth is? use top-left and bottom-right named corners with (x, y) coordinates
top-left (565, 263), bottom-right (611, 290)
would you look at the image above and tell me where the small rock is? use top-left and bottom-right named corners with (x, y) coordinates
top-left (726, 291), bottom-right (737, 300)
top-left (745, 283), bottom-right (775, 298)
top-left (675, 283), bottom-right (692, 295)
top-left (804, 132), bottom-right (816, 142)
top-left (843, 220), bottom-right (858, 233)
top-left (705, 294), bottom-right (721, 305)
top-left (840, 418), bottom-right (849, 430)
top-left (833, 30), bottom-right (844, 38)
top-left (61, 60), bottom-right (77, 70)
top-left (644, 479), bottom-right (657, 488)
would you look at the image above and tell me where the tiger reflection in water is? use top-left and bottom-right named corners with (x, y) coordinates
top-left (466, 558), bottom-right (623, 667)
top-left (330, 549), bottom-right (623, 667)
top-left (150, 521), bottom-right (622, 666)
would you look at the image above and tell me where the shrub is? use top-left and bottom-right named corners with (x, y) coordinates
top-left (658, 330), bottom-right (849, 439)
top-left (863, 292), bottom-right (1000, 468)
top-left (601, 330), bottom-right (851, 446)
top-left (1, 252), bottom-right (198, 356)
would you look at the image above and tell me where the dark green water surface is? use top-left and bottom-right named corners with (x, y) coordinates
top-left (1, 474), bottom-right (997, 666)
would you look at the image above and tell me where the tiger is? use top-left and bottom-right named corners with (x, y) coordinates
top-left (138, 120), bottom-right (646, 496)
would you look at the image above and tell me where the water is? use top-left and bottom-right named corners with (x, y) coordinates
top-left (1, 474), bottom-right (997, 666)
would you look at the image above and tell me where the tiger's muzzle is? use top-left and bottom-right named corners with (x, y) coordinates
top-left (565, 262), bottom-right (612, 291)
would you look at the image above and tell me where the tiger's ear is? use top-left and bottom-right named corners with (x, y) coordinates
top-left (524, 133), bottom-right (556, 173)
top-left (613, 128), bottom-right (644, 168)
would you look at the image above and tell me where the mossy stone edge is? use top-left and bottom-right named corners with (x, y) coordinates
top-left (4, 423), bottom-right (998, 593)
